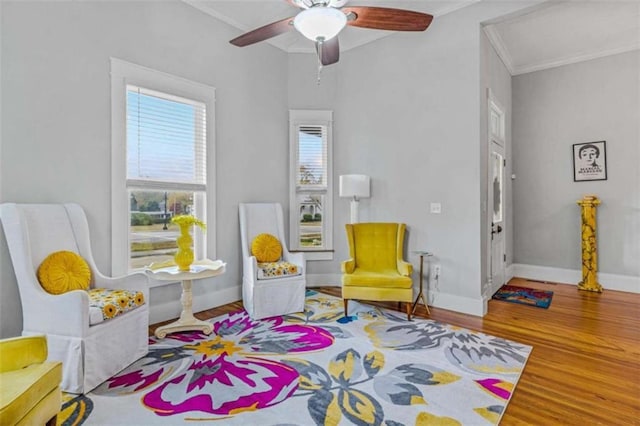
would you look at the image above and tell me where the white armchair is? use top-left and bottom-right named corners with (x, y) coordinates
top-left (0, 203), bottom-right (149, 394)
top-left (239, 203), bottom-right (306, 319)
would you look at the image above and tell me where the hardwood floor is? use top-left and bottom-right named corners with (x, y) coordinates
top-left (150, 278), bottom-right (640, 425)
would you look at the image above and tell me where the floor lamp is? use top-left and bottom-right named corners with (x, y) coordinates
top-left (339, 174), bottom-right (370, 223)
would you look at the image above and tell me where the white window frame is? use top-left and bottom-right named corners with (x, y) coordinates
top-left (110, 58), bottom-right (216, 276)
top-left (289, 110), bottom-right (333, 261)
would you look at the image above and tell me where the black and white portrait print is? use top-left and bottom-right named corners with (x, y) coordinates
top-left (573, 141), bottom-right (607, 182)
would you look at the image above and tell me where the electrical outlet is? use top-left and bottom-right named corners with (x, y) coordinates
top-left (430, 203), bottom-right (442, 214)
top-left (434, 265), bottom-right (441, 277)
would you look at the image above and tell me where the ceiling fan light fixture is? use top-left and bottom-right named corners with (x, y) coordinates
top-left (293, 6), bottom-right (347, 42)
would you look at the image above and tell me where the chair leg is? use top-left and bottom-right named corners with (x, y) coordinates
top-left (344, 299), bottom-right (349, 317)
top-left (406, 302), bottom-right (412, 321)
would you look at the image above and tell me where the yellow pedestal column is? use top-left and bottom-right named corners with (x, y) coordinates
top-left (577, 195), bottom-right (603, 293)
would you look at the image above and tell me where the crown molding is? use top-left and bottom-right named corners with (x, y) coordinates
top-left (482, 1), bottom-right (640, 76)
top-left (511, 43), bottom-right (640, 76)
top-left (483, 24), bottom-right (515, 75)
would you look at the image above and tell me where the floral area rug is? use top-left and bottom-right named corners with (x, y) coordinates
top-left (492, 285), bottom-right (554, 309)
top-left (59, 290), bottom-right (532, 425)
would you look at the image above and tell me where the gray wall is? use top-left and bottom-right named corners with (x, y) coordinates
top-left (512, 50), bottom-right (640, 277)
top-left (289, 2), bottom-right (536, 314)
top-left (0, 0), bottom-right (288, 337)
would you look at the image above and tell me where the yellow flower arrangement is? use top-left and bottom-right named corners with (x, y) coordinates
top-left (171, 215), bottom-right (206, 271)
top-left (171, 215), bottom-right (207, 231)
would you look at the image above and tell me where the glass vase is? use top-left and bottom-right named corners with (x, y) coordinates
top-left (174, 224), bottom-right (194, 271)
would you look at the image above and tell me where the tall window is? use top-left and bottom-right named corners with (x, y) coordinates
top-left (289, 110), bottom-right (333, 260)
top-left (126, 86), bottom-right (206, 270)
top-left (111, 59), bottom-right (215, 274)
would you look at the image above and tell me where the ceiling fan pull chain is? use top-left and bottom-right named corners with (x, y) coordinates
top-left (316, 39), bottom-right (324, 84)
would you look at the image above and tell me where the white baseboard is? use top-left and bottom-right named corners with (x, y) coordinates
top-left (308, 274), bottom-right (486, 317)
top-left (430, 292), bottom-right (487, 317)
top-left (506, 264), bottom-right (515, 283)
top-left (511, 263), bottom-right (640, 294)
top-left (147, 265), bottom-right (638, 325)
top-left (148, 273), bottom-right (489, 323)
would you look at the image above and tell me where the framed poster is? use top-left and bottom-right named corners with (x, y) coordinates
top-left (573, 141), bottom-right (607, 182)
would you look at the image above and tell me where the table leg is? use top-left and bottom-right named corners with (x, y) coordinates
top-left (412, 255), bottom-right (431, 316)
top-left (179, 278), bottom-right (195, 321)
top-left (154, 279), bottom-right (215, 338)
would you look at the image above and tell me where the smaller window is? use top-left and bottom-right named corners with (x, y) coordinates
top-left (289, 110), bottom-right (333, 260)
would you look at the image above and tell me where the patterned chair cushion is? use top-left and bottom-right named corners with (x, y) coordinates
top-left (87, 288), bottom-right (145, 325)
top-left (257, 261), bottom-right (301, 280)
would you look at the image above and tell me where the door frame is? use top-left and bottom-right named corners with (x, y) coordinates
top-left (486, 89), bottom-right (507, 299)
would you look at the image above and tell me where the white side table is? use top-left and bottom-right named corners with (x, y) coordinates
top-left (146, 259), bottom-right (226, 338)
top-left (412, 251), bottom-right (433, 315)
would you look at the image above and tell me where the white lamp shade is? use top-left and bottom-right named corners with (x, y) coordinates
top-left (293, 7), bottom-right (347, 42)
top-left (339, 174), bottom-right (370, 199)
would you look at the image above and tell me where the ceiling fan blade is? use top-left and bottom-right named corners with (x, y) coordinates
top-left (316, 37), bottom-right (340, 66)
top-left (230, 17), bottom-right (295, 47)
top-left (343, 6), bottom-right (433, 32)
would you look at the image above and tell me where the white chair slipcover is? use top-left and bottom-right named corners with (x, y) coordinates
top-left (239, 203), bottom-right (306, 319)
top-left (0, 203), bottom-right (149, 394)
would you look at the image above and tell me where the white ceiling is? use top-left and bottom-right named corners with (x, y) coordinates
top-left (484, 1), bottom-right (640, 75)
top-left (185, 0), bottom-right (640, 75)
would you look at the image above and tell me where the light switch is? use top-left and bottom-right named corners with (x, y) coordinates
top-left (430, 202), bottom-right (442, 214)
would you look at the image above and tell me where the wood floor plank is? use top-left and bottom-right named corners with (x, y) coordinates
top-left (149, 278), bottom-right (640, 424)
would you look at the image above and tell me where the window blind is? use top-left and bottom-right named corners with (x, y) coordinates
top-left (297, 125), bottom-right (327, 188)
top-left (126, 85), bottom-right (206, 191)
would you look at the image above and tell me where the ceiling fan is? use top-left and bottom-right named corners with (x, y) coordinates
top-left (229, 0), bottom-right (433, 66)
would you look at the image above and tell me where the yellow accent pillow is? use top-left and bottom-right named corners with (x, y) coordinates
top-left (37, 251), bottom-right (91, 295)
top-left (251, 233), bottom-right (282, 263)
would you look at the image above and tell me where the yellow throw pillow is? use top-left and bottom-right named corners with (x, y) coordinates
top-left (251, 233), bottom-right (282, 263)
top-left (37, 251), bottom-right (91, 295)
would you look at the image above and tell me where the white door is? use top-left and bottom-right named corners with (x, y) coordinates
top-left (488, 93), bottom-right (506, 296)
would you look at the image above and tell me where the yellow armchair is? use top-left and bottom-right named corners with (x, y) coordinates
top-left (342, 223), bottom-right (414, 320)
top-left (0, 336), bottom-right (62, 426)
